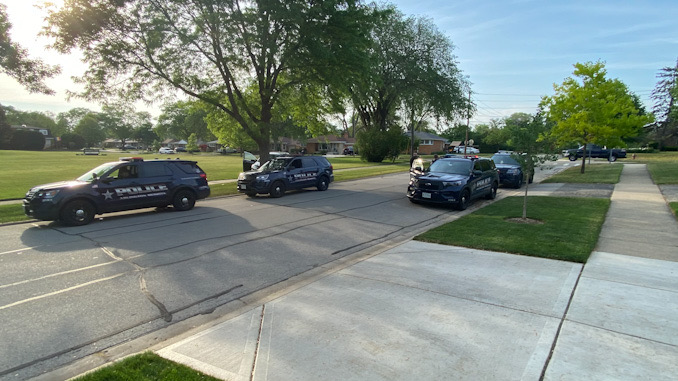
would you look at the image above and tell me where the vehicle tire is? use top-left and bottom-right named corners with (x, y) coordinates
top-left (568, 155), bottom-right (577, 161)
top-left (486, 182), bottom-right (498, 200)
top-left (246, 191), bottom-right (257, 197)
top-left (608, 155), bottom-right (617, 162)
top-left (456, 189), bottom-right (470, 210)
top-left (173, 190), bottom-right (196, 211)
top-left (60, 199), bottom-right (95, 226)
top-left (514, 176), bottom-right (523, 189)
top-left (317, 176), bottom-right (329, 191)
top-left (269, 181), bottom-right (285, 198)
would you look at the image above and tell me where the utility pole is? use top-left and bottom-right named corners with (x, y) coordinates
top-left (464, 90), bottom-right (471, 155)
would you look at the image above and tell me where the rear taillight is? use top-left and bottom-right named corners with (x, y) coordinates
top-left (200, 173), bottom-right (207, 180)
top-left (330, 165), bottom-right (333, 171)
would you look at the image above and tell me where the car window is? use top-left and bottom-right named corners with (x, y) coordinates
top-left (140, 162), bottom-right (172, 177)
top-left (429, 160), bottom-right (471, 175)
top-left (491, 155), bottom-right (519, 166)
top-left (173, 162), bottom-right (203, 174)
top-left (473, 161), bottom-right (483, 171)
top-left (301, 157), bottom-right (317, 168)
top-left (111, 164), bottom-right (138, 179)
top-left (479, 160), bottom-right (492, 171)
top-left (288, 159), bottom-right (302, 169)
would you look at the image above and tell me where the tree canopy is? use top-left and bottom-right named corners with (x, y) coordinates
top-left (46, 0), bottom-right (378, 163)
top-left (0, 4), bottom-right (60, 94)
top-left (540, 61), bottom-right (651, 173)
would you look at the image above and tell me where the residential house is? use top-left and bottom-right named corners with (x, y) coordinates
top-left (408, 131), bottom-right (449, 154)
top-left (306, 134), bottom-right (356, 154)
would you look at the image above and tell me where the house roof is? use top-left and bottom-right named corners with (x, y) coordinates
top-left (407, 131), bottom-right (448, 142)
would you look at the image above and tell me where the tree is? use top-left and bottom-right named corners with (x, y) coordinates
top-left (503, 112), bottom-right (555, 220)
top-left (132, 124), bottom-right (158, 149)
top-left (46, 0), bottom-right (378, 164)
top-left (156, 100), bottom-right (214, 141)
top-left (74, 113), bottom-right (105, 147)
top-left (55, 108), bottom-right (94, 137)
top-left (650, 59), bottom-right (678, 150)
top-left (0, 4), bottom-right (60, 94)
top-left (2, 105), bottom-right (57, 131)
top-left (541, 61), bottom-right (651, 173)
top-left (186, 133), bottom-right (199, 153)
top-left (348, 7), bottom-right (469, 161)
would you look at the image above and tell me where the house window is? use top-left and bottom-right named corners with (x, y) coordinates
top-left (421, 140), bottom-right (433, 145)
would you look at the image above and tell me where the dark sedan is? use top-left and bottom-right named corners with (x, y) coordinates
top-left (491, 153), bottom-right (533, 188)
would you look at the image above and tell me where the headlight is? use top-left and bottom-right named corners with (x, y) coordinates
top-left (238, 173), bottom-right (246, 180)
top-left (38, 190), bottom-right (60, 199)
top-left (443, 181), bottom-right (462, 187)
top-left (507, 168), bottom-right (520, 175)
top-left (256, 174), bottom-right (270, 181)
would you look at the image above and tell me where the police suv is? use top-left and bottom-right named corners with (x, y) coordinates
top-left (237, 155), bottom-right (333, 198)
top-left (23, 157), bottom-right (210, 226)
top-left (407, 156), bottom-right (499, 210)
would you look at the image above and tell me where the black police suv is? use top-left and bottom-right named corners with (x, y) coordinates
top-left (237, 155), bottom-right (333, 198)
top-left (490, 153), bottom-right (533, 188)
top-left (407, 156), bottom-right (499, 210)
top-left (23, 157), bottom-right (210, 226)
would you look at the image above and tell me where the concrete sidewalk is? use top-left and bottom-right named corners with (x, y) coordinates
top-left (157, 163), bottom-right (678, 380)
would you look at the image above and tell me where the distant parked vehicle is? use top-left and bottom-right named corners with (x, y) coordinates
top-left (158, 147), bottom-right (173, 154)
top-left (453, 146), bottom-right (480, 154)
top-left (174, 147), bottom-right (187, 153)
top-left (565, 144), bottom-right (626, 162)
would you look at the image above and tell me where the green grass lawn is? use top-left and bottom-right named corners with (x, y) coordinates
top-left (415, 196), bottom-right (610, 263)
top-left (647, 162), bottom-right (678, 184)
top-left (671, 202), bottom-right (678, 218)
top-left (73, 352), bottom-right (219, 381)
top-left (542, 163), bottom-right (623, 184)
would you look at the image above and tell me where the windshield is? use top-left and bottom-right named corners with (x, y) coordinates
top-left (76, 163), bottom-right (119, 182)
top-left (260, 157), bottom-right (290, 171)
top-left (429, 160), bottom-right (472, 175)
top-left (491, 155), bottom-right (520, 166)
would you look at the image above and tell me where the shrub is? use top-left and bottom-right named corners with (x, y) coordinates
top-left (357, 128), bottom-right (408, 163)
top-left (9, 129), bottom-right (45, 150)
top-left (60, 133), bottom-right (86, 150)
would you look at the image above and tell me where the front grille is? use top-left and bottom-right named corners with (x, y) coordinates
top-left (25, 190), bottom-right (36, 200)
top-left (419, 181), bottom-right (442, 191)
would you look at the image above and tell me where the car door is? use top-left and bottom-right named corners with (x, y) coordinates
top-left (136, 162), bottom-right (174, 207)
top-left (97, 163), bottom-right (145, 212)
top-left (469, 160), bottom-right (492, 197)
top-left (285, 158), bottom-right (309, 189)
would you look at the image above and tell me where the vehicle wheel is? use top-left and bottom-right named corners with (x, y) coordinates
top-left (60, 199), bottom-right (95, 226)
top-left (246, 191), bottom-right (257, 197)
top-left (317, 176), bottom-right (329, 191)
top-left (456, 189), bottom-right (470, 210)
top-left (514, 176), bottom-right (523, 188)
top-left (173, 190), bottom-right (196, 211)
top-left (568, 155), bottom-right (577, 161)
top-left (269, 181), bottom-right (285, 198)
top-left (486, 182), bottom-right (498, 200)
top-left (608, 155), bottom-right (617, 162)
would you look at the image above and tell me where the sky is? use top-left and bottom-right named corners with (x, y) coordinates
top-left (0, 0), bottom-right (677, 127)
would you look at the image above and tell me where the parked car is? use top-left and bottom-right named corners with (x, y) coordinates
top-left (407, 156), bottom-right (498, 210)
top-left (565, 144), bottom-right (626, 161)
top-left (453, 146), bottom-right (480, 154)
top-left (343, 146), bottom-right (354, 155)
top-left (23, 157), bottom-right (210, 226)
top-left (242, 151), bottom-right (290, 171)
top-left (237, 155), bottom-right (333, 198)
top-left (174, 147), bottom-right (187, 153)
top-left (158, 147), bottom-right (173, 154)
top-left (491, 153), bottom-right (533, 188)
